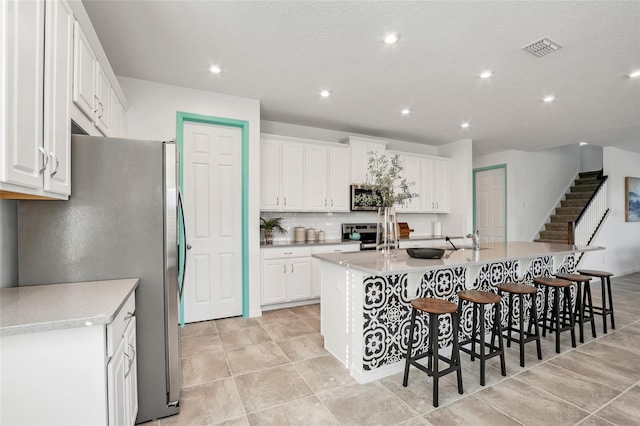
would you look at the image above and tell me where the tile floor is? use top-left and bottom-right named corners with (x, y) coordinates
top-left (143, 272), bottom-right (640, 425)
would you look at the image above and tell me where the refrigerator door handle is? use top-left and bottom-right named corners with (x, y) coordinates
top-left (178, 189), bottom-right (187, 302)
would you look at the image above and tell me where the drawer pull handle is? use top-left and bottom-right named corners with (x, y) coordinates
top-left (283, 252), bottom-right (293, 255)
top-left (333, 250), bottom-right (342, 252)
top-left (38, 147), bottom-right (49, 174)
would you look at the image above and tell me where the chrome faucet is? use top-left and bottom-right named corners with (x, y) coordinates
top-left (466, 229), bottom-right (480, 251)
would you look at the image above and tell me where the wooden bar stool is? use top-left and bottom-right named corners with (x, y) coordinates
top-left (457, 290), bottom-right (506, 386)
top-left (533, 277), bottom-right (576, 353)
top-left (403, 297), bottom-right (463, 407)
top-left (578, 269), bottom-right (615, 333)
top-left (495, 282), bottom-right (542, 367)
top-left (555, 273), bottom-right (596, 343)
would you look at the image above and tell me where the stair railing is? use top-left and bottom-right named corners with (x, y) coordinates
top-left (568, 174), bottom-right (609, 247)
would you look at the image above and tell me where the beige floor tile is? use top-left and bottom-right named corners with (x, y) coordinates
top-left (549, 349), bottom-right (640, 391)
top-left (596, 326), bottom-right (640, 353)
top-left (424, 395), bottom-right (521, 425)
top-left (293, 354), bottom-right (355, 393)
top-left (276, 333), bottom-right (327, 362)
top-left (234, 364), bottom-right (313, 414)
top-left (262, 318), bottom-right (316, 341)
top-left (213, 417), bottom-right (249, 425)
top-left (399, 417), bottom-right (435, 426)
top-left (181, 352), bottom-right (230, 388)
top-left (475, 377), bottom-right (589, 425)
top-left (380, 371), bottom-right (464, 415)
top-left (301, 315), bottom-right (321, 332)
top-left (576, 341), bottom-right (640, 372)
top-left (577, 415), bottom-right (616, 426)
top-left (515, 363), bottom-right (621, 412)
top-left (257, 308), bottom-right (299, 325)
top-left (181, 320), bottom-right (217, 338)
top-left (215, 316), bottom-right (261, 332)
top-left (318, 381), bottom-right (418, 426)
top-left (246, 395), bottom-right (339, 425)
top-left (181, 334), bottom-right (224, 358)
top-left (290, 304), bottom-right (320, 318)
top-left (596, 385), bottom-right (640, 425)
top-left (218, 325), bottom-right (272, 351)
top-left (226, 341), bottom-right (288, 376)
top-left (159, 378), bottom-right (243, 425)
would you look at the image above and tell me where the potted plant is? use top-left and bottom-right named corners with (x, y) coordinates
top-left (260, 217), bottom-right (287, 244)
top-left (354, 151), bottom-right (417, 255)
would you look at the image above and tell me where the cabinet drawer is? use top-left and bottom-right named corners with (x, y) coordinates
top-left (311, 244), bottom-right (360, 254)
top-left (262, 247), bottom-right (311, 259)
top-left (107, 292), bottom-right (136, 357)
top-left (399, 240), bottom-right (434, 249)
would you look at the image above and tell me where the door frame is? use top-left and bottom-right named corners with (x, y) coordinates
top-left (176, 111), bottom-right (250, 319)
top-left (472, 163), bottom-right (508, 242)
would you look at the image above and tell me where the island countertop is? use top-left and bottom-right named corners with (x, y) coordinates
top-left (0, 278), bottom-right (139, 337)
top-left (313, 241), bottom-right (603, 276)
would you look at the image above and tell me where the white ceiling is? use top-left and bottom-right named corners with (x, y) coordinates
top-left (83, 0), bottom-right (640, 156)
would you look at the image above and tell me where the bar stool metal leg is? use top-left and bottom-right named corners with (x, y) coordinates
top-left (430, 312), bottom-right (439, 407)
top-left (451, 312), bottom-right (463, 396)
top-left (607, 276), bottom-right (616, 330)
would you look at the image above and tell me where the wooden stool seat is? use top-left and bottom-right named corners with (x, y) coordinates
top-left (578, 269), bottom-right (613, 278)
top-left (555, 273), bottom-right (591, 283)
top-left (554, 273), bottom-right (596, 344)
top-left (534, 277), bottom-right (576, 353)
top-left (495, 282), bottom-right (537, 295)
top-left (411, 298), bottom-right (458, 315)
top-left (403, 297), bottom-right (463, 407)
top-left (578, 270), bottom-right (616, 333)
top-left (533, 277), bottom-right (572, 288)
top-left (458, 290), bottom-right (501, 305)
top-left (495, 282), bottom-right (542, 367)
top-left (457, 290), bottom-right (506, 386)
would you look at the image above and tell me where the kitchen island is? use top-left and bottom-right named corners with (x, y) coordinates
top-left (313, 241), bottom-right (602, 383)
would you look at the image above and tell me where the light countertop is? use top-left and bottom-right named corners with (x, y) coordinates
top-left (312, 241), bottom-right (603, 276)
top-left (0, 278), bottom-right (139, 337)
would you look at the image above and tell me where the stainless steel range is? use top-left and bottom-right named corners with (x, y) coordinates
top-left (342, 223), bottom-right (378, 250)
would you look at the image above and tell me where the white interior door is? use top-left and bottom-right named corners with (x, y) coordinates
top-left (475, 167), bottom-right (506, 243)
top-left (183, 121), bottom-right (242, 322)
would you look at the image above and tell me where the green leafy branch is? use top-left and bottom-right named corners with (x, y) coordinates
top-left (354, 151), bottom-right (418, 207)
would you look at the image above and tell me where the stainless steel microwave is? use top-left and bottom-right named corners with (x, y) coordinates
top-left (350, 184), bottom-right (381, 211)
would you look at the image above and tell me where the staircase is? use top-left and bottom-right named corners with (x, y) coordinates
top-left (535, 171), bottom-right (603, 244)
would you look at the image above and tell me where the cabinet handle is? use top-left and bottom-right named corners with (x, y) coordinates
top-left (98, 102), bottom-right (104, 118)
top-left (93, 95), bottom-right (100, 113)
top-left (283, 264), bottom-right (286, 274)
top-left (325, 199), bottom-right (327, 207)
top-left (331, 199), bottom-right (334, 207)
top-left (124, 344), bottom-right (135, 378)
top-left (291, 264), bottom-right (294, 273)
top-left (38, 147), bottom-right (49, 175)
top-left (276, 197), bottom-right (279, 206)
top-left (49, 153), bottom-right (59, 178)
top-left (333, 249), bottom-right (342, 252)
top-left (284, 197), bottom-right (287, 206)
top-left (283, 252), bottom-right (293, 254)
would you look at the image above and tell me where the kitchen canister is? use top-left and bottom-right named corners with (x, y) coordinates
top-left (306, 228), bottom-right (316, 242)
top-left (433, 221), bottom-right (442, 236)
top-left (294, 227), bottom-right (306, 242)
top-left (318, 230), bottom-right (325, 241)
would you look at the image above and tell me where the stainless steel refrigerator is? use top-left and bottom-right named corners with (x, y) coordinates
top-left (17, 135), bottom-right (184, 423)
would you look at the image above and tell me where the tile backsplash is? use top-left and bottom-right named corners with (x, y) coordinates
top-left (260, 211), bottom-right (465, 242)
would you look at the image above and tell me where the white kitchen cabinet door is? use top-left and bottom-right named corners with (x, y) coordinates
top-left (328, 147), bottom-right (349, 211)
top-left (0, 0), bottom-right (45, 190)
top-left (124, 317), bottom-right (138, 426)
top-left (349, 139), bottom-right (386, 184)
top-left (43, 0), bottom-right (73, 196)
top-left (396, 155), bottom-right (421, 213)
top-left (421, 158), bottom-right (435, 212)
top-left (287, 258), bottom-right (312, 301)
top-left (72, 22), bottom-right (96, 121)
top-left (108, 335), bottom-right (127, 426)
top-left (304, 145), bottom-right (328, 211)
top-left (432, 158), bottom-right (450, 212)
top-left (94, 66), bottom-right (111, 134)
top-left (262, 259), bottom-right (287, 305)
top-left (281, 142), bottom-right (304, 210)
top-left (260, 139), bottom-right (282, 210)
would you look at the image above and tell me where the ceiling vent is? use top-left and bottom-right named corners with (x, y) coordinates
top-left (522, 37), bottom-right (563, 57)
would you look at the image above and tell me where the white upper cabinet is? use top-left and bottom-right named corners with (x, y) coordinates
top-left (260, 138), bottom-right (282, 210)
top-left (72, 21), bottom-right (96, 121)
top-left (281, 142), bottom-right (305, 211)
top-left (327, 146), bottom-right (349, 211)
top-left (43, 0), bottom-right (74, 196)
top-left (304, 144), bottom-right (329, 211)
top-left (259, 137), bottom-right (304, 211)
top-left (431, 158), bottom-right (450, 212)
top-left (347, 137), bottom-right (387, 184)
top-left (94, 64), bottom-right (111, 134)
top-left (396, 154), bottom-right (422, 213)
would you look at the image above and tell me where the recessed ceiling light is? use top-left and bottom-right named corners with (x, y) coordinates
top-left (209, 65), bottom-right (221, 74)
top-left (628, 70), bottom-right (640, 78)
top-left (401, 108), bottom-right (411, 115)
top-left (320, 90), bottom-right (331, 98)
top-left (384, 33), bottom-right (400, 45)
top-left (480, 70), bottom-right (493, 79)
top-left (579, 141), bottom-right (588, 146)
top-left (543, 95), bottom-right (555, 103)
top-left (461, 122), bottom-right (470, 129)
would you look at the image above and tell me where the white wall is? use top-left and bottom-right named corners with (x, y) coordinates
top-left (580, 147), bottom-right (640, 276)
top-left (580, 144), bottom-right (603, 172)
top-left (119, 77), bottom-right (263, 317)
top-left (0, 200), bottom-right (18, 288)
top-left (438, 139), bottom-right (474, 235)
top-left (474, 144), bottom-right (581, 241)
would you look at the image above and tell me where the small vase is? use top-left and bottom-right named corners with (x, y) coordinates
top-left (376, 206), bottom-right (399, 257)
top-left (265, 230), bottom-right (274, 244)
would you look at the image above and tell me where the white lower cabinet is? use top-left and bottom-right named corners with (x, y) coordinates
top-left (261, 247), bottom-right (312, 306)
top-left (0, 292), bottom-right (137, 426)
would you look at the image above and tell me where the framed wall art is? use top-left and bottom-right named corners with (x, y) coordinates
top-left (625, 177), bottom-right (640, 222)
